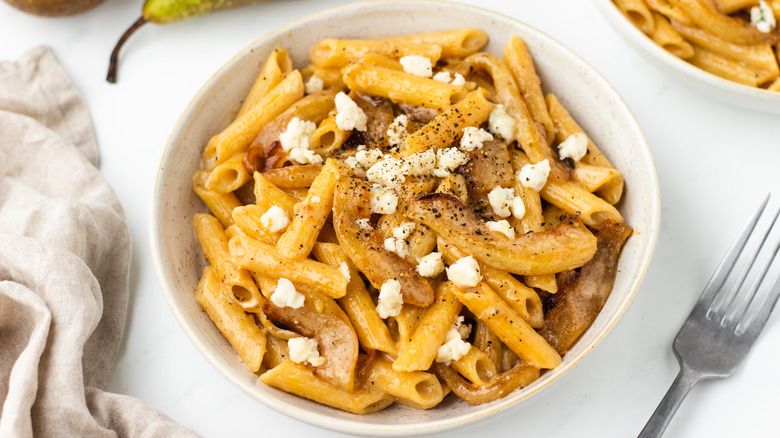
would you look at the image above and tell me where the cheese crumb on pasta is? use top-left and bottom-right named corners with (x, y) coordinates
top-left (392, 221), bottom-right (416, 240)
top-left (369, 184), bottom-right (399, 214)
top-left (356, 218), bottom-right (372, 230)
top-left (433, 147), bottom-right (469, 177)
top-left (345, 148), bottom-right (383, 177)
top-left (366, 156), bottom-right (409, 186)
top-left (279, 117), bottom-right (316, 151)
top-left (288, 337), bottom-right (326, 367)
top-left (557, 132), bottom-right (588, 162)
top-left (459, 126), bottom-right (493, 151)
top-left (486, 219), bottom-right (516, 239)
top-left (517, 159), bottom-right (551, 192)
top-left (289, 148), bottom-right (323, 165)
top-left (260, 205), bottom-right (290, 232)
top-left (511, 195), bottom-right (526, 220)
top-left (404, 149), bottom-right (436, 176)
top-left (488, 104), bottom-right (516, 142)
top-left (487, 186), bottom-right (514, 218)
top-left (446, 256), bottom-right (482, 287)
top-left (376, 279), bottom-right (404, 318)
top-left (399, 55), bottom-right (433, 77)
top-left (334, 92), bottom-right (368, 131)
top-left (435, 323), bottom-right (471, 365)
top-left (417, 252), bottom-right (445, 277)
top-left (304, 75), bottom-right (324, 94)
top-left (384, 236), bottom-right (410, 259)
top-left (432, 71), bottom-right (466, 86)
top-left (751, 1), bottom-right (777, 33)
top-left (386, 114), bottom-right (409, 148)
top-left (270, 278), bottom-right (304, 309)
top-left (338, 262), bottom-right (351, 283)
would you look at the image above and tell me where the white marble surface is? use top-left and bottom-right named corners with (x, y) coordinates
top-left (1, 1), bottom-right (779, 437)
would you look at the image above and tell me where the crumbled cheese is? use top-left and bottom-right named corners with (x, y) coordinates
top-left (751, 1), bottom-right (776, 33)
top-left (289, 147), bottom-right (323, 165)
top-left (310, 195), bottom-right (321, 204)
top-left (450, 73), bottom-right (466, 86)
top-left (433, 147), bottom-right (469, 177)
top-left (446, 256), bottom-right (482, 287)
top-left (511, 196), bottom-right (526, 220)
top-left (369, 184), bottom-right (399, 214)
top-left (260, 205), bottom-right (290, 232)
top-left (417, 252), bottom-right (445, 277)
top-left (486, 219), bottom-right (516, 239)
top-left (356, 218), bottom-right (372, 230)
top-left (335, 92), bottom-right (367, 131)
top-left (459, 127), bottom-right (493, 152)
top-left (366, 156), bottom-right (409, 187)
top-left (517, 159), bottom-right (551, 192)
top-left (488, 104), bottom-right (516, 142)
top-left (404, 149), bottom-right (436, 176)
top-left (288, 337), bottom-right (326, 367)
top-left (338, 262), bottom-right (351, 283)
top-left (432, 71), bottom-right (465, 86)
top-left (386, 114), bottom-right (409, 148)
top-left (346, 148), bottom-right (383, 177)
top-left (279, 117), bottom-right (317, 152)
top-left (557, 132), bottom-right (588, 162)
top-left (384, 236), bottom-right (410, 259)
top-left (392, 221), bottom-right (417, 240)
top-left (376, 279), bottom-right (404, 318)
top-left (399, 55), bottom-right (433, 77)
top-left (432, 71), bottom-right (452, 83)
top-left (452, 315), bottom-right (472, 339)
top-left (487, 186), bottom-right (515, 218)
top-left (435, 326), bottom-right (471, 365)
top-left (270, 278), bottom-right (304, 309)
top-left (304, 75), bottom-right (324, 94)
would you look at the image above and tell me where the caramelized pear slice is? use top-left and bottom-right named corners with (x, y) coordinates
top-left (333, 178), bottom-right (434, 307)
top-left (408, 193), bottom-right (597, 275)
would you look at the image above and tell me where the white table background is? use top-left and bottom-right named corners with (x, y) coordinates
top-left (2, 0), bottom-right (779, 437)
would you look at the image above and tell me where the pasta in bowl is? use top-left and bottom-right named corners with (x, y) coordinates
top-left (594, 0), bottom-right (780, 114)
top-left (151, 1), bottom-right (659, 435)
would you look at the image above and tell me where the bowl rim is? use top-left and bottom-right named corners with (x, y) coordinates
top-left (591, 0), bottom-right (780, 113)
top-left (150, 0), bottom-right (661, 435)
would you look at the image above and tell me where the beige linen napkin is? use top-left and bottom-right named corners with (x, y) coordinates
top-left (0, 47), bottom-right (199, 437)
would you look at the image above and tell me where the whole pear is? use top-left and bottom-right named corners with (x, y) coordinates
top-left (107, 0), bottom-right (269, 83)
top-left (3, 0), bottom-right (105, 16)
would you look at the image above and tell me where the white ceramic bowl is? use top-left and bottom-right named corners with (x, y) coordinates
top-left (592, 0), bottom-right (780, 114)
top-left (150, 1), bottom-right (660, 435)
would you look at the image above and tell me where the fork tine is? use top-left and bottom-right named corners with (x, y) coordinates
top-left (713, 205), bottom-right (780, 322)
top-left (725, 208), bottom-right (780, 328)
top-left (694, 194), bottom-right (771, 314)
top-left (737, 263), bottom-right (780, 338)
top-left (735, 211), bottom-right (780, 337)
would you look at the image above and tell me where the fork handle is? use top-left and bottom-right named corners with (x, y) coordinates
top-left (637, 365), bottom-right (702, 438)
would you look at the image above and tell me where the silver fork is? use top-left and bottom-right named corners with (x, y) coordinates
top-left (638, 194), bottom-right (780, 438)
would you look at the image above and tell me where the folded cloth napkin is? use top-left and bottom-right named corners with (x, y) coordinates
top-left (0, 47), bottom-right (199, 437)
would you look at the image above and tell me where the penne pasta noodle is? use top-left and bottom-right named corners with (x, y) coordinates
top-left (196, 267), bottom-right (266, 372)
top-left (651, 12), bottom-right (696, 58)
top-left (193, 213), bottom-right (263, 310)
top-left (238, 48), bottom-right (293, 118)
top-left (310, 38), bottom-right (442, 68)
top-left (453, 283), bottom-right (562, 369)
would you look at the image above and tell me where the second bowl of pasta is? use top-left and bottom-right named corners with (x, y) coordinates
top-left (594, 0), bottom-right (780, 114)
top-left (151, 0), bottom-right (661, 435)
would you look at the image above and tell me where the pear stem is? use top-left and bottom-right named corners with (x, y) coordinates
top-left (107, 16), bottom-right (148, 84)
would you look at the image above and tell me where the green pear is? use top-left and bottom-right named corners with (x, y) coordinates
top-left (107, 0), bottom-right (269, 83)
